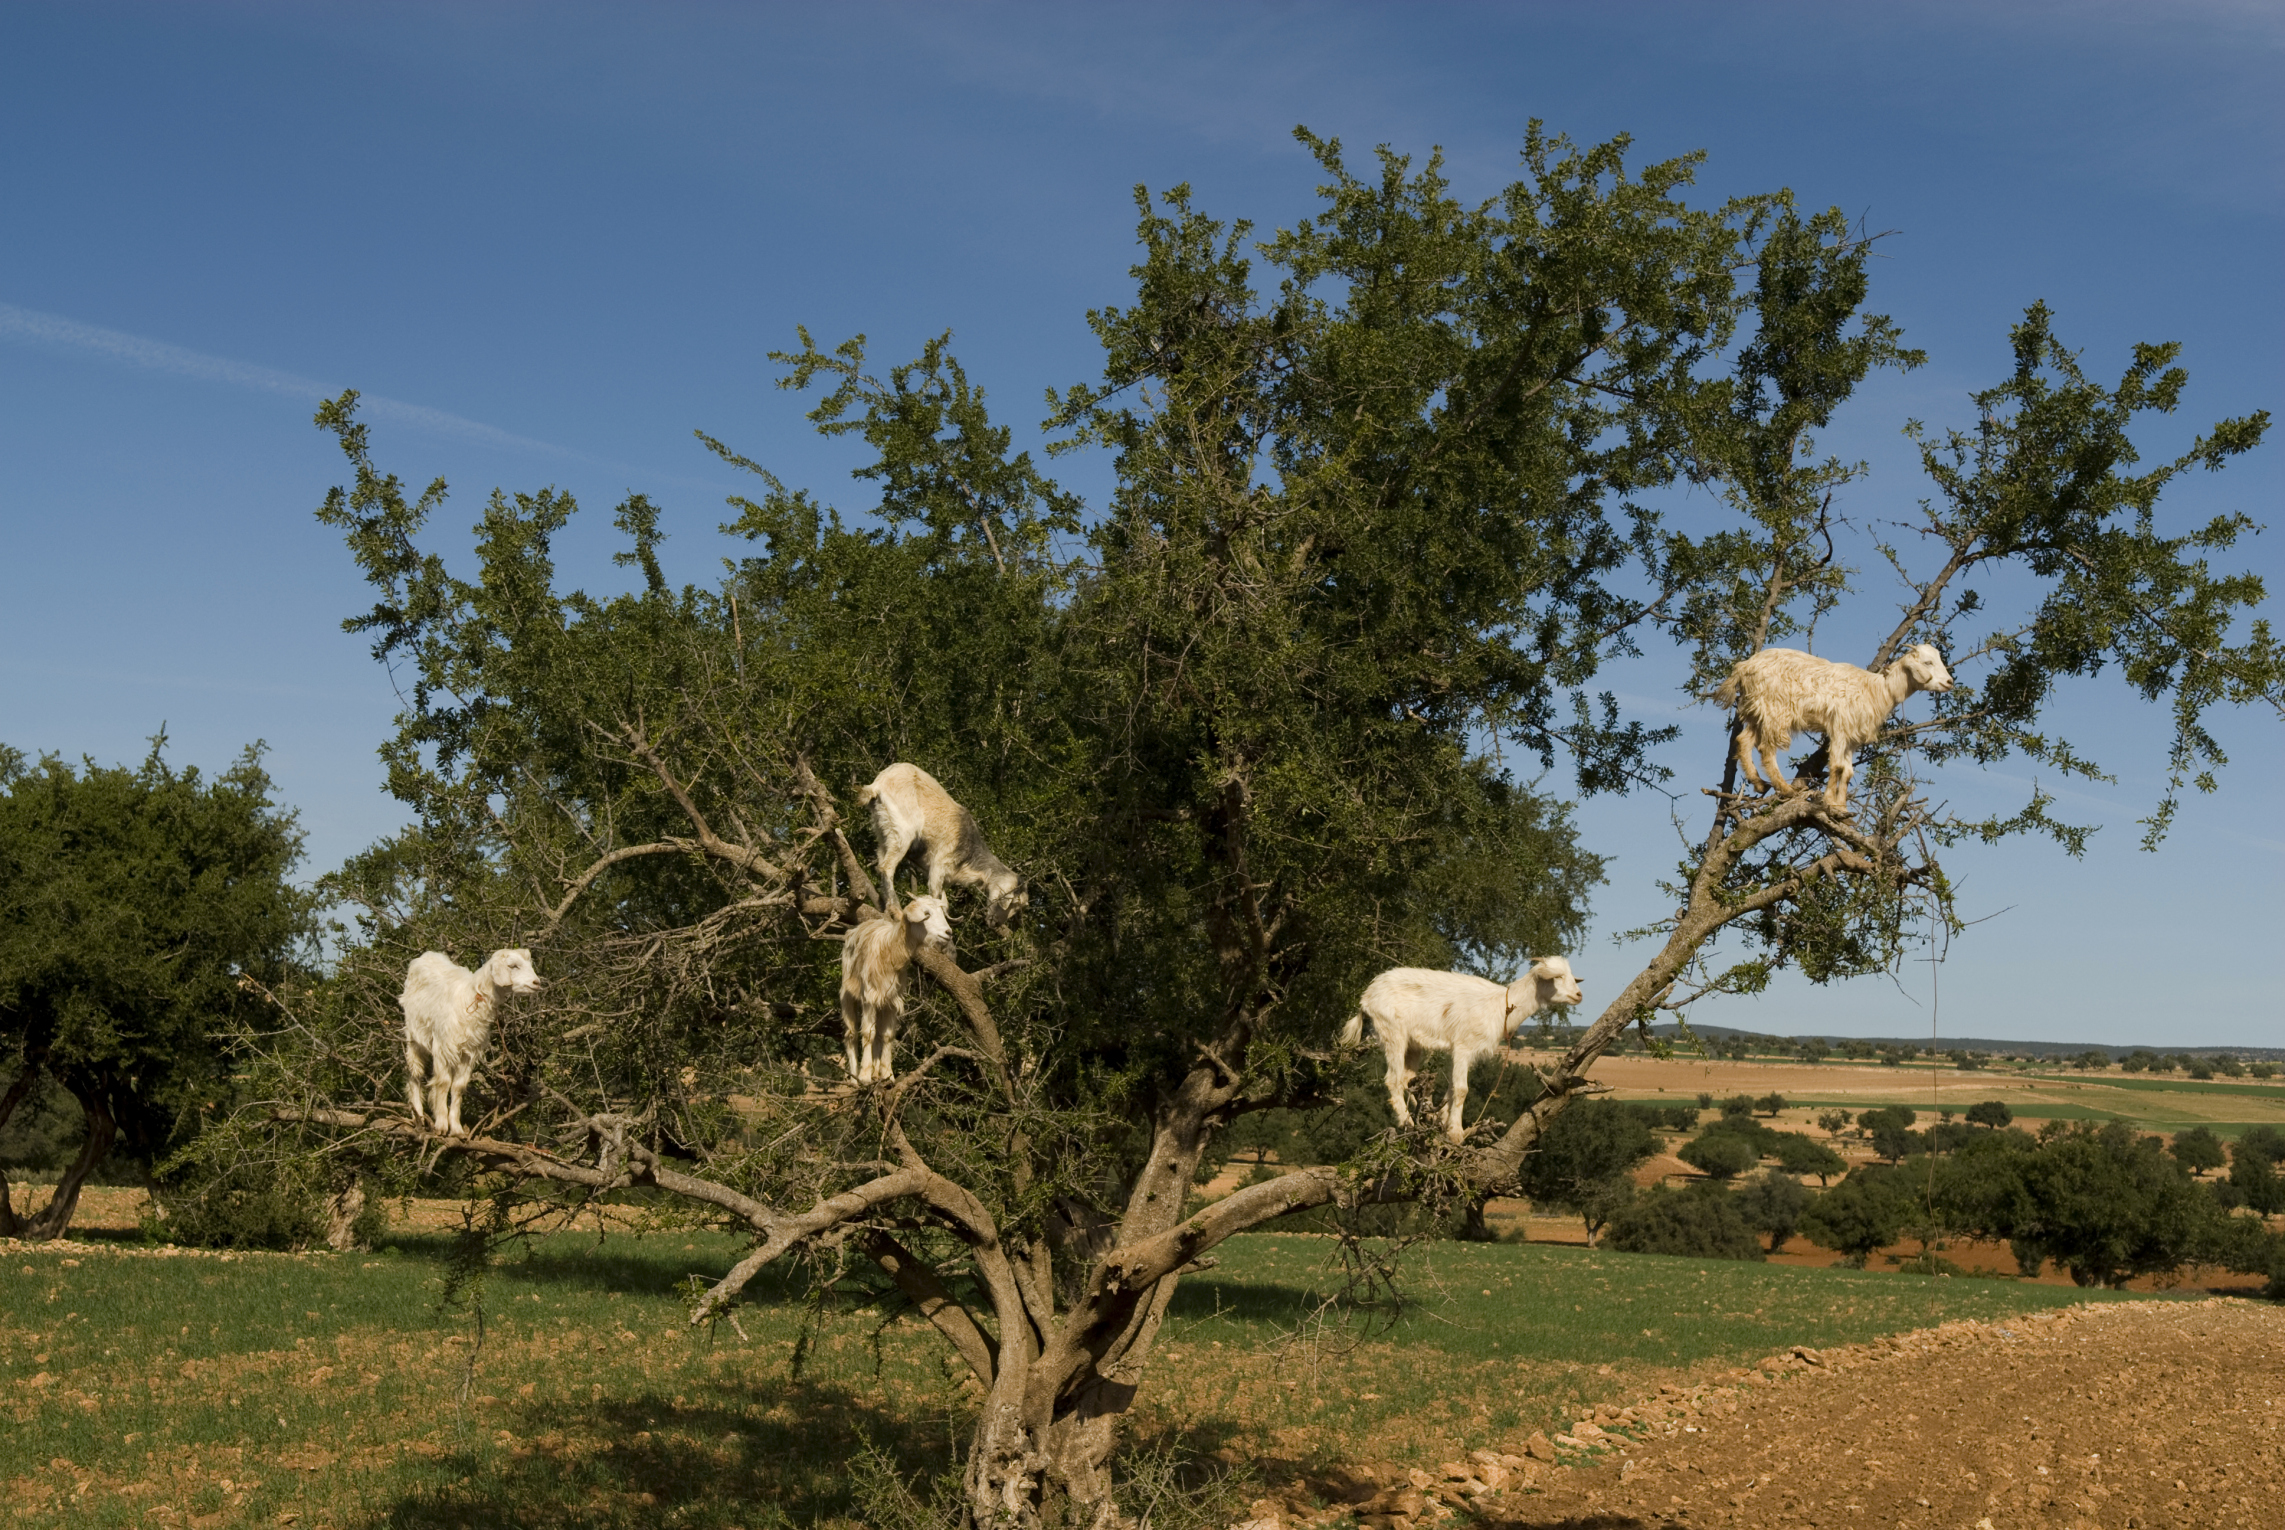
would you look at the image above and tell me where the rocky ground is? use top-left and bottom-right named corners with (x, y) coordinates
top-left (1242, 1298), bottom-right (2285, 1530)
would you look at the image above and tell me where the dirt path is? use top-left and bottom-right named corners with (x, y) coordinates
top-left (1483, 1298), bottom-right (2285, 1529)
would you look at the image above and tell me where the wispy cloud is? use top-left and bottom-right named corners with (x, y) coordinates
top-left (0, 300), bottom-right (569, 457)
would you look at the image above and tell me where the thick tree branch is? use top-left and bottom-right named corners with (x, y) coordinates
top-left (859, 1229), bottom-right (1000, 1383)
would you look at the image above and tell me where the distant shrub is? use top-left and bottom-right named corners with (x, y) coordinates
top-left (1799, 1167), bottom-right (1912, 1268)
top-left (1604, 1182), bottom-right (1764, 1261)
top-left (2230, 1147), bottom-right (2285, 1216)
top-left (2251, 1063), bottom-right (2276, 1080)
top-left (1678, 1132), bottom-right (1758, 1180)
top-left (2170, 1127), bottom-right (2226, 1176)
top-left (1927, 1122), bottom-right (1976, 1154)
top-left (2240, 1125), bottom-right (2285, 1164)
top-left (1754, 1092), bottom-right (1787, 1117)
top-left (1964, 1100), bottom-right (2013, 1130)
top-left (1770, 1132), bottom-right (1845, 1185)
top-left (1737, 1169), bottom-right (1813, 1251)
top-left (1618, 1101), bottom-right (1698, 1133)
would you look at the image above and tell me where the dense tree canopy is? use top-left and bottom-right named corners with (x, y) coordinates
top-left (0, 741), bottom-right (311, 1239)
top-left (221, 123), bottom-right (2278, 1527)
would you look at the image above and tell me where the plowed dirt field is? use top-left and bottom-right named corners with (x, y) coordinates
top-left (1485, 1298), bottom-right (2285, 1529)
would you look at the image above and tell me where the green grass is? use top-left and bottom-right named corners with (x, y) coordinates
top-left (0, 1227), bottom-right (2182, 1529)
top-left (2038, 1075), bottom-right (2285, 1100)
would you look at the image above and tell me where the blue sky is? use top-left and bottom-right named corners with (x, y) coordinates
top-left (2, 1), bottom-right (2278, 1047)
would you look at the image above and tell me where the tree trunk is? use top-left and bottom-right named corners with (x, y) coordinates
top-left (0, 1054), bottom-right (45, 1239)
top-left (324, 1181), bottom-right (368, 1251)
top-left (960, 1076), bottom-right (1219, 1529)
top-left (18, 1082), bottom-right (116, 1242)
top-left (963, 1282), bottom-right (1179, 1530)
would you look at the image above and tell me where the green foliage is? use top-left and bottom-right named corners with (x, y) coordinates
top-left (0, 741), bottom-right (312, 1236)
top-left (2229, 1145), bottom-right (2285, 1216)
top-left (1736, 1169), bottom-right (1813, 1252)
top-left (1604, 1182), bottom-right (1764, 1261)
top-left (1928, 1121), bottom-right (2244, 1287)
top-left (1518, 1099), bottom-right (1660, 1241)
top-left (1798, 1166), bottom-right (1913, 1268)
top-left (147, 1160), bottom-right (381, 1252)
top-left (2238, 1125), bottom-right (2285, 1164)
top-left (1771, 1131), bottom-right (1845, 1185)
top-left (1856, 1106), bottom-right (1924, 1163)
top-left (1677, 1132), bottom-right (1758, 1180)
top-left (1753, 1092), bottom-right (1787, 1116)
top-left (1719, 1093), bottom-right (1756, 1120)
top-left (2169, 1126), bottom-right (2226, 1175)
top-left (1964, 1099), bottom-right (2014, 1130)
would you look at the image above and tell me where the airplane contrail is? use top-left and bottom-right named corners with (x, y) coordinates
top-left (0, 299), bottom-right (573, 457)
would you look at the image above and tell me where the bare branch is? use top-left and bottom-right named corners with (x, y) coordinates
top-left (534, 840), bottom-right (702, 940)
top-left (791, 752), bottom-right (881, 908)
top-left (607, 720), bottom-right (789, 881)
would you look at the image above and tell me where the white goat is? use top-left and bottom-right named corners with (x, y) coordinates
top-left (838, 895), bottom-right (952, 1084)
top-left (1338, 958), bottom-right (1585, 1142)
top-left (399, 948), bottom-right (543, 1137)
top-left (1715, 643), bottom-right (1954, 813)
top-left (856, 762), bottom-right (1023, 927)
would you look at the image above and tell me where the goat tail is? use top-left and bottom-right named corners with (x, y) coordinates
top-left (1713, 672), bottom-right (1741, 711)
top-left (1338, 1011), bottom-right (1366, 1046)
top-left (854, 782), bottom-right (880, 809)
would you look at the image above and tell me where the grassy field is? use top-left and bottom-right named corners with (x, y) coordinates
top-left (1531, 1047), bottom-right (2285, 1138)
top-left (3, 1222), bottom-right (2173, 1530)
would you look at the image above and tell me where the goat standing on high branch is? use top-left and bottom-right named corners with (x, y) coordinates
top-left (1717, 643), bottom-right (1954, 813)
top-left (857, 762), bottom-right (1024, 927)
top-left (1340, 958), bottom-right (1585, 1141)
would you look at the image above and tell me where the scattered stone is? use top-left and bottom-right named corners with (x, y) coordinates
top-left (1525, 1431), bottom-right (1558, 1462)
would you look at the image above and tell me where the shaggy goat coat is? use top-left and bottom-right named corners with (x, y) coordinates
top-left (1715, 643), bottom-right (1954, 812)
top-left (838, 895), bottom-right (951, 1084)
top-left (1338, 958), bottom-right (1585, 1142)
top-left (856, 763), bottom-right (1023, 927)
top-left (399, 948), bottom-right (543, 1137)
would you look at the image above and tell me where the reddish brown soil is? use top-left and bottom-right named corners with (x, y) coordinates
top-left (1482, 1298), bottom-right (2285, 1529)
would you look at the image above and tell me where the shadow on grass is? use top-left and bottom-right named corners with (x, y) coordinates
top-left (380, 1231), bottom-right (789, 1302)
top-left (375, 1372), bottom-right (951, 1530)
top-left (373, 1376), bottom-right (1267, 1530)
top-left (1166, 1277), bottom-right (1332, 1326)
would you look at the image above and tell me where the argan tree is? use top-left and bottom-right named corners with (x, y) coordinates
top-left (0, 742), bottom-right (312, 1238)
top-left (228, 125), bottom-right (2274, 1527)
